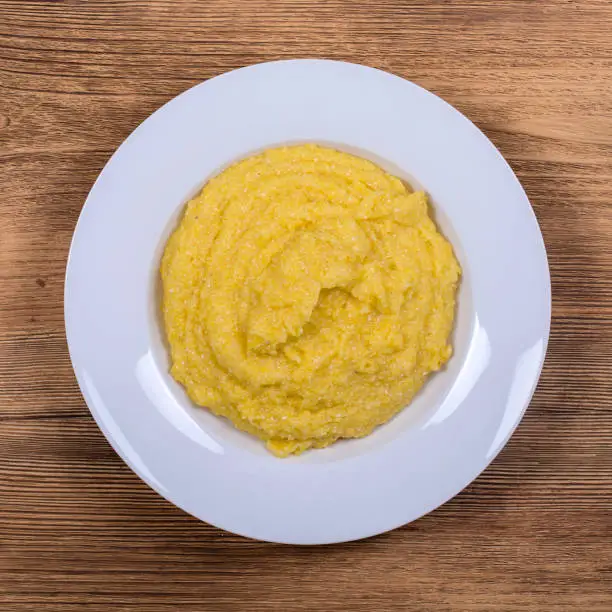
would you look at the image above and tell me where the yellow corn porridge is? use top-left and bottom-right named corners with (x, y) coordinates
top-left (160, 144), bottom-right (460, 457)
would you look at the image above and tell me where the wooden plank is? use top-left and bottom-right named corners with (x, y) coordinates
top-left (0, 0), bottom-right (611, 610)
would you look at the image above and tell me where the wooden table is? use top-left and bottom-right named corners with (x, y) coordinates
top-left (1, 1), bottom-right (611, 610)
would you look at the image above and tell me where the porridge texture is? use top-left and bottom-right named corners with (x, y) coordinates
top-left (161, 144), bottom-right (460, 456)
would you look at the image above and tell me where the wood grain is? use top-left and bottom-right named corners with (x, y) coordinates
top-left (1, 1), bottom-right (611, 610)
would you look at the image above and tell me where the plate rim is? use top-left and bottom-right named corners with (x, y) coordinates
top-left (64, 59), bottom-right (551, 544)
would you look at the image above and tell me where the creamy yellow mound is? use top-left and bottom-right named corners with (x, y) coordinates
top-left (161, 144), bottom-right (460, 457)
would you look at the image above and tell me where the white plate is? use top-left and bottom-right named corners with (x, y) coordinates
top-left (65, 59), bottom-right (550, 544)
